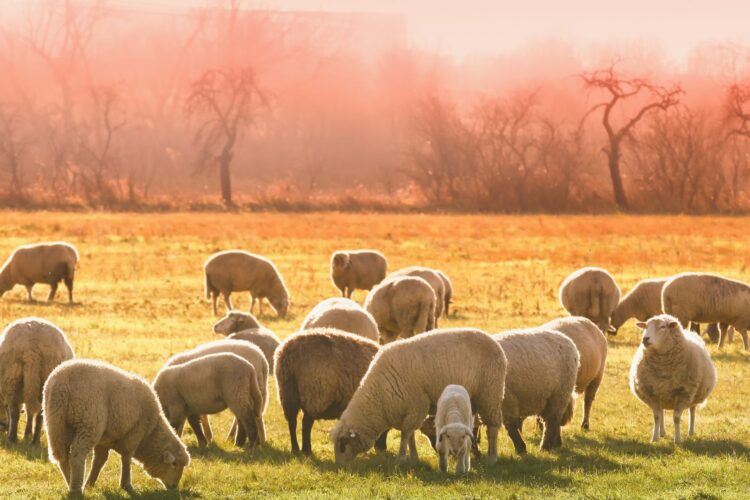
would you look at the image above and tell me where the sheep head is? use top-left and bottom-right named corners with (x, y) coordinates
top-left (436, 423), bottom-right (472, 460)
top-left (637, 314), bottom-right (682, 352)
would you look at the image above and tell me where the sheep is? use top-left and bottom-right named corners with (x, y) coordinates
top-left (331, 250), bottom-right (388, 298)
top-left (300, 297), bottom-right (379, 341)
top-left (541, 316), bottom-right (607, 430)
top-left (364, 276), bottom-right (436, 344)
top-left (43, 359), bottom-right (190, 495)
top-left (212, 311), bottom-right (281, 369)
top-left (0, 241), bottom-right (79, 303)
top-left (629, 314), bottom-right (716, 443)
top-left (204, 250), bottom-right (290, 317)
top-left (492, 328), bottom-right (579, 453)
top-left (213, 310), bottom-right (263, 333)
top-left (165, 339), bottom-right (268, 446)
top-left (0, 317), bottom-right (74, 444)
top-left (559, 266), bottom-right (621, 332)
top-left (662, 272), bottom-right (750, 350)
top-left (388, 266), bottom-right (446, 323)
top-left (330, 328), bottom-right (506, 465)
top-left (436, 270), bottom-right (453, 316)
top-left (609, 278), bottom-right (668, 335)
top-left (275, 328), bottom-right (380, 456)
top-left (434, 384), bottom-right (473, 474)
top-left (154, 353), bottom-right (265, 449)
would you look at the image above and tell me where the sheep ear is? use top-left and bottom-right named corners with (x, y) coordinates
top-left (667, 320), bottom-right (679, 329)
top-left (636, 322), bottom-right (647, 329)
top-left (163, 451), bottom-right (176, 464)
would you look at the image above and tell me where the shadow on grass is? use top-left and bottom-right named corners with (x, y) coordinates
top-left (186, 442), bottom-right (297, 466)
top-left (2, 298), bottom-right (83, 309)
top-left (572, 434), bottom-right (750, 458)
top-left (99, 485), bottom-right (203, 500)
top-left (1, 438), bottom-right (47, 461)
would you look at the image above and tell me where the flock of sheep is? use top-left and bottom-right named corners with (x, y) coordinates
top-left (0, 241), bottom-right (743, 495)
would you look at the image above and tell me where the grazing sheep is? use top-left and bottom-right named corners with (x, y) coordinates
top-left (492, 328), bottom-right (579, 453)
top-left (663, 272), bottom-right (750, 350)
top-left (389, 266), bottom-right (446, 323)
top-left (436, 270), bottom-right (453, 316)
top-left (212, 311), bottom-right (280, 368)
top-left (629, 314), bottom-right (716, 443)
top-left (541, 316), bottom-right (607, 430)
top-left (275, 328), bottom-right (380, 456)
top-left (559, 267), bottom-right (621, 332)
top-left (43, 359), bottom-right (190, 495)
top-left (300, 297), bottom-right (379, 341)
top-left (165, 339), bottom-right (268, 446)
top-left (0, 242), bottom-right (79, 303)
top-left (434, 384), bottom-right (473, 474)
top-left (0, 317), bottom-right (74, 444)
top-left (364, 276), bottom-right (436, 344)
top-left (330, 328), bottom-right (506, 465)
top-left (204, 250), bottom-right (290, 317)
top-left (154, 353), bottom-right (265, 448)
top-left (331, 250), bottom-right (388, 298)
top-left (610, 278), bottom-right (668, 335)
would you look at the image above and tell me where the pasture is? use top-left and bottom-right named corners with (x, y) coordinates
top-left (0, 211), bottom-right (749, 499)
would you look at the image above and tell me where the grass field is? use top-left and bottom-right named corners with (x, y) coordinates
top-left (1, 211), bottom-right (749, 499)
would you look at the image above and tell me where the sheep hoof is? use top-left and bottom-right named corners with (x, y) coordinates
top-left (581, 422), bottom-right (590, 431)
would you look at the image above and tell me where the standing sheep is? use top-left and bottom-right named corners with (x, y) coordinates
top-left (434, 384), bottom-right (473, 474)
top-left (204, 250), bottom-right (290, 317)
top-left (436, 270), bottom-right (453, 316)
top-left (300, 297), bottom-right (379, 341)
top-left (212, 311), bottom-right (280, 369)
top-left (43, 359), bottom-right (190, 495)
top-left (662, 272), bottom-right (750, 350)
top-left (0, 317), bottom-right (74, 444)
top-left (389, 266), bottom-right (446, 323)
top-left (629, 314), bottom-right (716, 443)
top-left (364, 276), bottom-right (436, 344)
top-left (541, 316), bottom-right (607, 430)
top-left (330, 328), bottom-right (506, 465)
top-left (559, 267), bottom-right (621, 332)
top-left (0, 242), bottom-right (79, 303)
top-left (492, 329), bottom-right (579, 453)
top-left (330, 250), bottom-right (388, 298)
top-left (154, 353), bottom-right (266, 448)
top-left (275, 328), bottom-right (380, 456)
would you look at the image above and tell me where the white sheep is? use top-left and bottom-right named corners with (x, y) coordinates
top-left (364, 276), bottom-right (436, 344)
top-left (388, 266), bottom-right (446, 323)
top-left (629, 314), bottom-right (716, 443)
top-left (434, 384), bottom-right (473, 474)
top-left (559, 267), bottom-right (621, 332)
top-left (0, 242), bottom-right (79, 303)
top-left (0, 317), bottom-right (74, 444)
top-left (211, 311), bottom-right (280, 368)
top-left (330, 250), bottom-right (388, 298)
top-left (300, 297), bottom-right (379, 341)
top-left (43, 359), bottom-right (190, 495)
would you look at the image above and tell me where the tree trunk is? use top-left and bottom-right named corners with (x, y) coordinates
top-left (219, 146), bottom-right (233, 207)
top-left (608, 141), bottom-right (629, 210)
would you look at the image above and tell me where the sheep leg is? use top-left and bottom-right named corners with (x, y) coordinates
top-left (68, 434), bottom-right (95, 494)
top-left (86, 446), bottom-right (110, 487)
top-left (673, 409), bottom-right (683, 444)
top-left (397, 430), bottom-right (413, 462)
top-left (540, 418), bottom-right (562, 451)
top-left (286, 411), bottom-right (300, 454)
top-left (739, 329), bottom-right (749, 351)
top-left (222, 292), bottom-right (233, 312)
top-left (47, 282), bottom-right (58, 302)
top-left (200, 414), bottom-right (213, 443)
top-left (119, 454), bottom-right (135, 494)
top-left (651, 407), bottom-right (662, 442)
top-left (64, 276), bottom-right (74, 303)
top-left (250, 296), bottom-right (256, 314)
top-left (438, 450), bottom-right (448, 472)
top-left (6, 404), bottom-right (20, 443)
top-left (689, 322), bottom-right (700, 335)
top-left (689, 406), bottom-right (697, 437)
top-left (32, 412), bottom-right (43, 445)
top-left (471, 424), bottom-right (481, 459)
top-left (259, 299), bottom-right (265, 318)
top-left (301, 413), bottom-right (314, 456)
top-left (235, 422), bottom-right (247, 447)
top-left (582, 375), bottom-right (603, 431)
top-left (718, 325), bottom-right (729, 349)
top-left (255, 415), bottom-right (266, 445)
top-left (659, 409), bottom-right (666, 437)
top-left (408, 433), bottom-right (418, 462)
top-left (374, 431), bottom-right (388, 451)
top-left (211, 292), bottom-right (219, 316)
top-left (226, 420), bottom-right (238, 442)
top-left (485, 425), bottom-right (500, 464)
top-left (23, 412), bottom-right (33, 440)
top-left (505, 421), bottom-right (526, 455)
top-left (187, 415), bottom-right (208, 447)
top-left (25, 284), bottom-right (33, 302)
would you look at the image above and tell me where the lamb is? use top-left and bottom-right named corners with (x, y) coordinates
top-left (492, 328), bottom-right (579, 453)
top-left (436, 270), bottom-right (453, 316)
top-left (364, 276), bottom-right (436, 344)
top-left (541, 316), bottom-right (607, 430)
top-left (330, 250), bottom-right (387, 298)
top-left (154, 353), bottom-right (266, 449)
top-left (165, 339), bottom-right (268, 446)
top-left (300, 297), bottom-right (379, 341)
top-left (275, 328), bottom-right (380, 456)
top-left (434, 384), bottom-right (473, 474)
top-left (629, 314), bottom-right (716, 443)
top-left (204, 250), bottom-right (290, 317)
top-left (330, 328), bottom-right (506, 464)
top-left (559, 266), bottom-right (621, 332)
top-left (388, 266), bottom-right (446, 323)
top-left (0, 317), bottom-right (74, 444)
top-left (43, 359), bottom-right (190, 495)
top-left (0, 242), bottom-right (79, 303)
top-left (662, 272), bottom-right (750, 350)
top-left (212, 311), bottom-right (281, 369)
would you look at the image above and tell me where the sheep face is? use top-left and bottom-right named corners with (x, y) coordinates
top-left (331, 426), bottom-right (368, 464)
top-left (213, 312), bottom-right (260, 335)
top-left (637, 316), bottom-right (681, 352)
top-left (331, 253), bottom-right (351, 274)
top-left (270, 295), bottom-right (289, 318)
top-left (436, 423), bottom-right (472, 460)
top-left (143, 448), bottom-right (190, 490)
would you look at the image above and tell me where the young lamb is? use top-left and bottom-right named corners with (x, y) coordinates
top-left (364, 276), bottom-right (436, 344)
top-left (541, 316), bottom-right (607, 430)
top-left (43, 359), bottom-right (190, 495)
top-left (435, 270), bottom-right (453, 316)
top-left (559, 267), bottom-right (621, 332)
top-left (212, 311), bottom-right (280, 368)
top-left (629, 314), bottom-right (716, 443)
top-left (154, 353), bottom-right (266, 448)
top-left (662, 272), bottom-right (750, 350)
top-left (300, 297), bottom-right (379, 341)
top-left (204, 250), bottom-right (290, 317)
top-left (0, 317), bottom-right (74, 444)
top-left (330, 328), bottom-right (506, 465)
top-left (434, 384), bottom-right (473, 474)
top-left (275, 328), bottom-right (380, 456)
top-left (493, 329), bottom-right (579, 453)
top-left (330, 250), bottom-right (388, 298)
top-left (388, 266), bottom-right (446, 323)
top-left (0, 241), bottom-right (79, 303)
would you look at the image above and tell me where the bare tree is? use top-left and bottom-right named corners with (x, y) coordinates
top-left (726, 82), bottom-right (750, 138)
top-left (581, 63), bottom-right (683, 210)
top-left (0, 105), bottom-right (27, 200)
top-left (185, 67), bottom-right (266, 207)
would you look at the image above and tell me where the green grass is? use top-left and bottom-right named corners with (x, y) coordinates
top-left (0, 212), bottom-right (749, 499)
